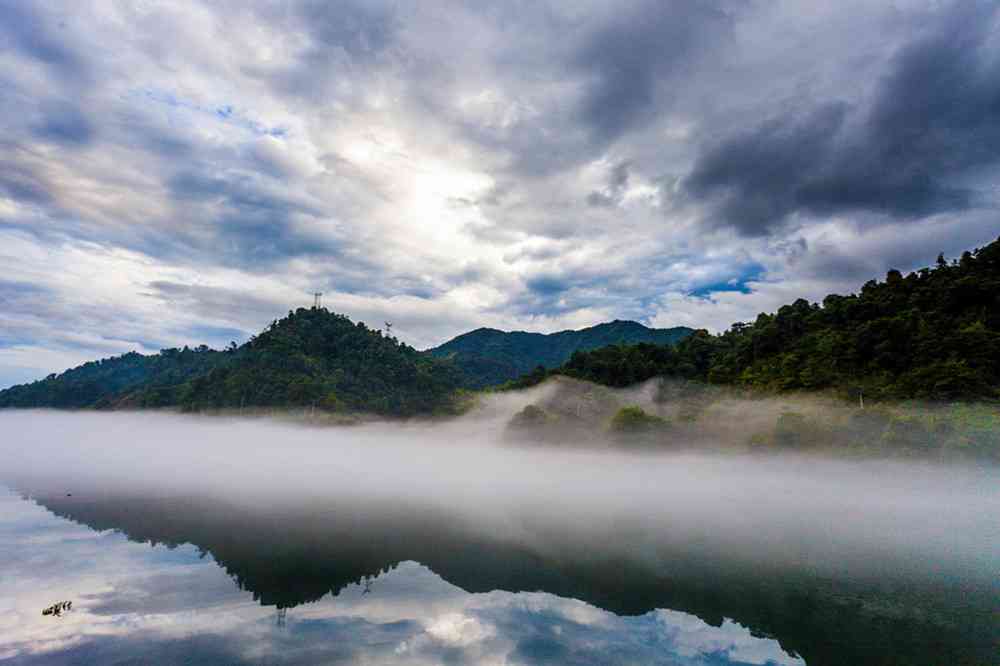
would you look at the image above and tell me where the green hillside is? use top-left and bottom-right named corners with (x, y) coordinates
top-left (0, 346), bottom-right (230, 409)
top-left (427, 320), bottom-right (694, 388)
top-left (175, 308), bottom-right (462, 416)
top-left (518, 236), bottom-right (1000, 402)
top-left (0, 308), bottom-right (463, 417)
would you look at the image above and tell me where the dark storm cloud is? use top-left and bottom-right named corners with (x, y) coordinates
top-left (685, 2), bottom-right (1000, 235)
top-left (429, 1), bottom-right (740, 182)
top-left (685, 103), bottom-right (851, 234)
top-left (573, 1), bottom-right (737, 145)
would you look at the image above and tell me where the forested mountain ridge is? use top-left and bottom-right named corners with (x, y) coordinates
top-left (4, 237), bottom-right (998, 411)
top-left (0, 346), bottom-right (230, 409)
top-left (0, 308), bottom-right (463, 416)
top-left (426, 320), bottom-right (694, 388)
top-left (0, 314), bottom-right (691, 412)
top-left (520, 236), bottom-right (1000, 402)
top-left (176, 308), bottom-right (462, 415)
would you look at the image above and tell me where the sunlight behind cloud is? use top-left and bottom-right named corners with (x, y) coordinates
top-left (1, 0), bottom-right (999, 384)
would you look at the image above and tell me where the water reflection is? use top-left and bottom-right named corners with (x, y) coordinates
top-left (1, 489), bottom-right (801, 665)
top-left (1, 410), bottom-right (997, 665)
top-left (2, 482), bottom-right (998, 665)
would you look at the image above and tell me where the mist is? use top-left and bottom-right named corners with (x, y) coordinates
top-left (2, 396), bottom-right (997, 593)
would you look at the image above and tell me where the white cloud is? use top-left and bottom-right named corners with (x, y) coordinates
top-left (0, 0), bottom-right (997, 383)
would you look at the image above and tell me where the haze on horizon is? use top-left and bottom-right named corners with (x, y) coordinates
top-left (2, 405), bottom-right (998, 588)
top-left (3, 1), bottom-right (1000, 388)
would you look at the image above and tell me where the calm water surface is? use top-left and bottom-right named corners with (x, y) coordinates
top-left (1, 412), bottom-right (997, 665)
top-left (1, 488), bottom-right (806, 665)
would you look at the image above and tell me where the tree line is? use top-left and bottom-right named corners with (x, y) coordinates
top-left (510, 236), bottom-right (1000, 402)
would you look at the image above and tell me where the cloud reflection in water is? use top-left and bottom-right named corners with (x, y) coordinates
top-left (0, 488), bottom-right (801, 665)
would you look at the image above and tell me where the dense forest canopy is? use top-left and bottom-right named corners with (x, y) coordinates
top-left (512, 236), bottom-right (1000, 402)
top-left (176, 308), bottom-right (462, 416)
top-left (427, 320), bottom-right (693, 388)
top-left (0, 345), bottom-right (229, 409)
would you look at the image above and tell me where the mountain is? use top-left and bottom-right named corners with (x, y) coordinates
top-left (426, 320), bottom-right (694, 388)
top-left (177, 308), bottom-right (462, 416)
top-left (8, 236), bottom-right (998, 409)
top-left (0, 308), bottom-right (463, 417)
top-left (524, 236), bottom-right (1000, 402)
top-left (0, 346), bottom-right (230, 409)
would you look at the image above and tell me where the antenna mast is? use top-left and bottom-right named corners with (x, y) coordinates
top-left (384, 321), bottom-right (393, 336)
top-left (312, 292), bottom-right (323, 309)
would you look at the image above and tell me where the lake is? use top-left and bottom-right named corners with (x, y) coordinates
top-left (0, 411), bottom-right (997, 665)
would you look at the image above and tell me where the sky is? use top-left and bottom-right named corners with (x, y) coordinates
top-left (1, 0), bottom-right (999, 388)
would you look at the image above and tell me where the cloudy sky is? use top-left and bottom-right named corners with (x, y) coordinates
top-left (2, 0), bottom-right (999, 387)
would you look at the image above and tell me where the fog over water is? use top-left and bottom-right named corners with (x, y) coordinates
top-left (2, 396), bottom-right (997, 591)
top-left (0, 487), bottom-right (808, 666)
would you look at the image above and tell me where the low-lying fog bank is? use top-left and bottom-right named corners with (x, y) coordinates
top-left (6, 374), bottom-right (998, 461)
top-left (498, 377), bottom-right (1000, 461)
top-left (1, 404), bottom-right (997, 590)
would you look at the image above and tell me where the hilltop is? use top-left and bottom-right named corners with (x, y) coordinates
top-left (426, 320), bottom-right (694, 388)
top-left (0, 308), bottom-right (463, 417)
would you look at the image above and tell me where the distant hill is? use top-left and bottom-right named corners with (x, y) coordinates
top-left (0, 308), bottom-right (463, 417)
top-left (426, 320), bottom-right (694, 388)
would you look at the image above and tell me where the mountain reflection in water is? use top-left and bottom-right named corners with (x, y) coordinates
top-left (2, 489), bottom-right (802, 666)
top-left (0, 411), bottom-right (998, 665)
top-left (1, 483), bottom-right (996, 666)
